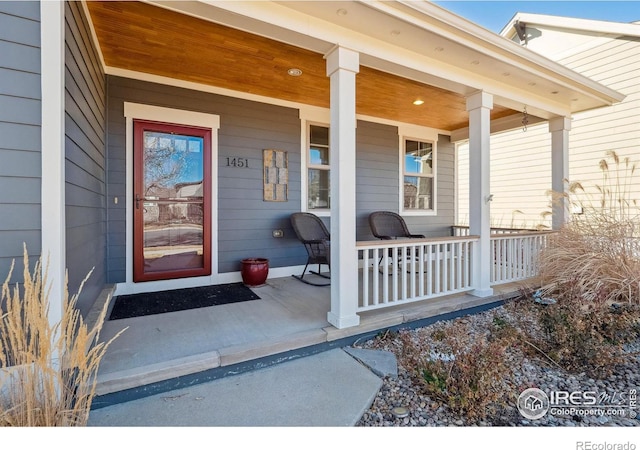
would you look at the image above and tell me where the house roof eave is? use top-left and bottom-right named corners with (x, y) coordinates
top-left (387, 1), bottom-right (625, 109)
top-left (501, 12), bottom-right (640, 40)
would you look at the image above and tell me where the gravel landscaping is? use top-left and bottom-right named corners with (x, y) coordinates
top-left (354, 302), bottom-right (640, 427)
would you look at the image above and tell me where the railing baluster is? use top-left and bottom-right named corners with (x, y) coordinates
top-left (391, 246), bottom-right (398, 303)
top-left (372, 248), bottom-right (379, 306)
top-left (403, 246), bottom-right (407, 299)
top-left (442, 243), bottom-right (449, 292)
top-left (434, 243), bottom-right (441, 294)
top-left (362, 249), bottom-right (369, 308)
top-left (427, 243), bottom-right (433, 296)
top-left (418, 244), bottom-right (425, 297)
top-left (382, 247), bottom-right (389, 304)
top-left (454, 242), bottom-right (461, 290)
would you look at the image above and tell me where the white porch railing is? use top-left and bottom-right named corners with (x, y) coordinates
top-left (489, 231), bottom-right (552, 285)
top-left (451, 225), bottom-right (543, 236)
top-left (355, 231), bottom-right (552, 313)
top-left (356, 236), bottom-right (477, 313)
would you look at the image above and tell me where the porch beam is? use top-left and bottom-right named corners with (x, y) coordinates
top-left (549, 116), bottom-right (572, 230)
top-left (325, 45), bottom-right (360, 329)
top-left (467, 91), bottom-right (494, 297)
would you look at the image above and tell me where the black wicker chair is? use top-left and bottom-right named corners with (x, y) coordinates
top-left (290, 212), bottom-right (331, 286)
top-left (368, 211), bottom-right (425, 240)
top-left (368, 211), bottom-right (425, 268)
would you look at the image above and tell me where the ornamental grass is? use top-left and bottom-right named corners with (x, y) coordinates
top-left (0, 246), bottom-right (125, 426)
top-left (539, 150), bottom-right (640, 306)
top-left (529, 151), bottom-right (640, 375)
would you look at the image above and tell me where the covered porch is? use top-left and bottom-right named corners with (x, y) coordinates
top-left (93, 267), bottom-right (532, 404)
top-left (93, 230), bottom-right (549, 401)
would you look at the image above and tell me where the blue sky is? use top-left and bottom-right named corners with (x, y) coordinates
top-left (435, 1), bottom-right (640, 33)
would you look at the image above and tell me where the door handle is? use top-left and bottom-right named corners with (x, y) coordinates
top-left (136, 194), bottom-right (141, 209)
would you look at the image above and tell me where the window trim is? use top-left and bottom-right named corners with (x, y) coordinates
top-left (400, 134), bottom-right (438, 216)
top-left (303, 121), bottom-right (331, 216)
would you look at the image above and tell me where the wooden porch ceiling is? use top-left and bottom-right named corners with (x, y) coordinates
top-left (86, 1), bottom-right (516, 131)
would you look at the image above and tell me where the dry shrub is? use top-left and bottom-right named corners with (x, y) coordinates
top-left (503, 293), bottom-right (640, 378)
top-left (398, 321), bottom-right (514, 422)
top-left (0, 246), bottom-right (125, 426)
top-left (537, 298), bottom-right (638, 377)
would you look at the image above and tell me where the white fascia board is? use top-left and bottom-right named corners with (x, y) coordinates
top-left (374, 1), bottom-right (624, 106)
top-left (501, 13), bottom-right (640, 39)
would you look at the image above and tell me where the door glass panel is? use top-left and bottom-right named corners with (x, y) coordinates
top-left (142, 131), bottom-right (205, 274)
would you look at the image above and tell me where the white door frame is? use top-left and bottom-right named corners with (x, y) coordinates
top-left (116, 103), bottom-right (220, 295)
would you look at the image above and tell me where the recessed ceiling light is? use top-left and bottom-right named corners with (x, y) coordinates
top-left (336, 8), bottom-right (347, 16)
top-left (502, 72), bottom-right (510, 77)
top-left (413, 99), bottom-right (425, 106)
top-left (528, 82), bottom-right (537, 86)
top-left (551, 90), bottom-right (559, 94)
top-left (471, 60), bottom-right (480, 65)
top-left (287, 68), bottom-right (302, 77)
top-left (434, 47), bottom-right (444, 52)
top-left (390, 30), bottom-right (400, 36)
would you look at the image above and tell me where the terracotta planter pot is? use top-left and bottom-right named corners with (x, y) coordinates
top-left (240, 258), bottom-right (269, 287)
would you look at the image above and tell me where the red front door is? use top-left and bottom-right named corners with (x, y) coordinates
top-left (133, 120), bottom-right (212, 282)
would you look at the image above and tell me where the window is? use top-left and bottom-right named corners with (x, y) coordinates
top-left (403, 138), bottom-right (434, 212)
top-left (307, 124), bottom-right (330, 210)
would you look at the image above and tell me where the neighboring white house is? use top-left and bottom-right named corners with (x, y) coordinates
top-left (456, 14), bottom-right (640, 229)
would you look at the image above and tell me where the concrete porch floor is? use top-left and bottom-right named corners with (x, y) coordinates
top-left (92, 274), bottom-right (534, 408)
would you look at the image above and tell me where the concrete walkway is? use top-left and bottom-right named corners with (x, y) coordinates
top-left (87, 348), bottom-right (386, 427)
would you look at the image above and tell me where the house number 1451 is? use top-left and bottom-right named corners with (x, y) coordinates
top-left (226, 157), bottom-right (249, 168)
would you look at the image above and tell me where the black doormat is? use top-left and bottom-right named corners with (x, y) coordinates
top-left (109, 283), bottom-right (260, 320)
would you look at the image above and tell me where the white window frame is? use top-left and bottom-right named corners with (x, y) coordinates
top-left (399, 125), bottom-right (438, 216)
top-left (299, 104), bottom-right (331, 216)
top-left (305, 122), bottom-right (331, 215)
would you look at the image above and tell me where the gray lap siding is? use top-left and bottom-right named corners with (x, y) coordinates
top-left (64, 1), bottom-right (107, 316)
top-left (0, 2), bottom-right (41, 284)
top-left (105, 77), bottom-right (455, 281)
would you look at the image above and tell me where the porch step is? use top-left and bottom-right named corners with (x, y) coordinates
top-left (94, 328), bottom-right (327, 396)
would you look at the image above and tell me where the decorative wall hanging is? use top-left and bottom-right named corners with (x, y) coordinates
top-left (263, 149), bottom-right (288, 201)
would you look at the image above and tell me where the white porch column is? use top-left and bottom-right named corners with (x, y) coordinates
top-left (467, 91), bottom-right (494, 297)
top-left (41, 1), bottom-right (66, 329)
top-left (325, 45), bottom-right (360, 329)
top-left (549, 116), bottom-right (572, 230)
